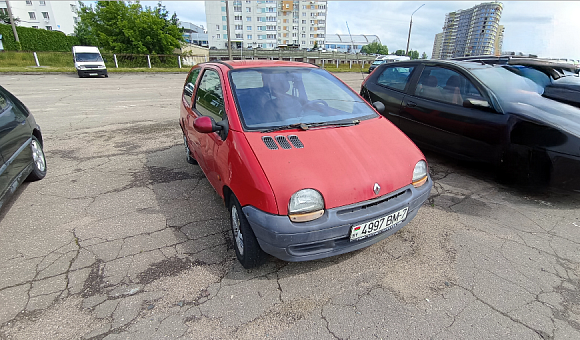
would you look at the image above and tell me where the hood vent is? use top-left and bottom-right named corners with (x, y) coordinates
top-left (275, 136), bottom-right (292, 149)
top-left (288, 135), bottom-right (304, 148)
top-left (262, 135), bottom-right (304, 150)
top-left (262, 136), bottom-right (279, 149)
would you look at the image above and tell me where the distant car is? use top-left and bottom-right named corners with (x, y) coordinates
top-left (72, 46), bottom-right (108, 78)
top-left (369, 56), bottom-right (412, 73)
top-left (0, 86), bottom-right (46, 210)
top-left (360, 60), bottom-right (580, 189)
top-left (180, 60), bottom-right (432, 268)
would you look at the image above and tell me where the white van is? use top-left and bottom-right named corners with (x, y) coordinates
top-left (72, 46), bottom-right (108, 78)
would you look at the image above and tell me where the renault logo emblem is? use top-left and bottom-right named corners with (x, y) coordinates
top-left (373, 183), bottom-right (381, 195)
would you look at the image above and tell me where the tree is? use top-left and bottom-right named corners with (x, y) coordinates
top-left (407, 50), bottom-right (419, 60)
top-left (75, 1), bottom-right (184, 54)
top-left (421, 52), bottom-right (428, 59)
top-left (360, 41), bottom-right (388, 55)
top-left (395, 49), bottom-right (406, 56)
top-left (0, 11), bottom-right (20, 25)
top-left (313, 41), bottom-right (318, 49)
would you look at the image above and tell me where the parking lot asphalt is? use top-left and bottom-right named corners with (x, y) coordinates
top-left (0, 72), bottom-right (579, 340)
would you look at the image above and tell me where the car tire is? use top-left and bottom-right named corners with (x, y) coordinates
top-left (183, 134), bottom-right (197, 165)
top-left (26, 136), bottom-right (46, 182)
top-left (77, 70), bottom-right (83, 78)
top-left (104, 73), bottom-right (109, 78)
top-left (229, 194), bottom-right (266, 269)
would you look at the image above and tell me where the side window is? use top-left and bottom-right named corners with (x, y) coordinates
top-left (183, 68), bottom-right (200, 107)
top-left (414, 66), bottom-right (484, 105)
top-left (0, 92), bottom-right (10, 114)
top-left (194, 69), bottom-right (225, 121)
top-left (376, 66), bottom-right (415, 91)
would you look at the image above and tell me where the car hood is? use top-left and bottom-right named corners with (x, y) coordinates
top-left (244, 117), bottom-right (425, 215)
top-left (504, 91), bottom-right (580, 133)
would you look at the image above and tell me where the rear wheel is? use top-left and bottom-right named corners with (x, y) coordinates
top-left (229, 194), bottom-right (266, 269)
top-left (26, 136), bottom-right (46, 182)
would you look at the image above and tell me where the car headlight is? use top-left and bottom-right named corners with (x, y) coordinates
top-left (288, 189), bottom-right (324, 222)
top-left (76, 65), bottom-right (84, 70)
top-left (412, 160), bottom-right (428, 188)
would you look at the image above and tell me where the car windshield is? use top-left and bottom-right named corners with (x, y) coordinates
top-left (372, 60), bottom-right (384, 65)
top-left (75, 53), bottom-right (103, 62)
top-left (502, 65), bottom-right (552, 88)
top-left (229, 67), bottom-right (377, 130)
top-left (471, 66), bottom-right (545, 96)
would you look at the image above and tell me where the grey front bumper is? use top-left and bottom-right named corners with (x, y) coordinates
top-left (242, 177), bottom-right (432, 262)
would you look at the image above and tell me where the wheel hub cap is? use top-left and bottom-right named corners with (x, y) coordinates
top-left (31, 140), bottom-right (45, 172)
top-left (231, 206), bottom-right (244, 255)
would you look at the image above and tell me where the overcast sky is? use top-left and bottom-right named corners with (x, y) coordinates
top-left (151, 1), bottom-right (580, 60)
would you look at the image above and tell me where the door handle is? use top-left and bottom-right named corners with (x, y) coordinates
top-left (406, 101), bottom-right (417, 108)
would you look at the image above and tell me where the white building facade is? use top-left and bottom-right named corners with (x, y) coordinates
top-left (0, 0), bottom-right (78, 35)
top-left (205, 0), bottom-right (327, 50)
top-left (435, 1), bottom-right (503, 59)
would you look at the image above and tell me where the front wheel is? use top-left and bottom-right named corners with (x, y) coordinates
top-left (229, 194), bottom-right (266, 269)
top-left (77, 70), bottom-right (83, 78)
top-left (26, 136), bottom-right (46, 181)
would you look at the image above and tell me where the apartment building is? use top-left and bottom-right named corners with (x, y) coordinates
top-left (431, 32), bottom-right (443, 59)
top-left (433, 2), bottom-right (503, 59)
top-left (205, 0), bottom-right (327, 50)
top-left (0, 0), bottom-right (78, 35)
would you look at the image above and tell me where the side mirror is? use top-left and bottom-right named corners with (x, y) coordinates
top-left (103, 58), bottom-right (107, 63)
top-left (193, 116), bottom-right (222, 133)
top-left (372, 101), bottom-right (386, 114)
top-left (463, 98), bottom-right (492, 110)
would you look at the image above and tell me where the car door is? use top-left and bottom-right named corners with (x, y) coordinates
top-left (398, 65), bottom-right (509, 163)
top-left (189, 67), bottom-right (228, 188)
top-left (362, 64), bottom-right (418, 126)
top-left (0, 88), bottom-right (32, 194)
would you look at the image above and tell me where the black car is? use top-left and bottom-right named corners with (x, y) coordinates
top-left (360, 60), bottom-right (580, 189)
top-left (0, 86), bottom-right (46, 210)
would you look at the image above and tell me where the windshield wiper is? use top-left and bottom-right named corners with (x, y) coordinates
top-left (261, 120), bottom-right (360, 133)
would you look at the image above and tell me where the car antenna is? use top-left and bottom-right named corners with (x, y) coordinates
top-left (346, 22), bottom-right (373, 101)
top-left (346, 21), bottom-right (366, 82)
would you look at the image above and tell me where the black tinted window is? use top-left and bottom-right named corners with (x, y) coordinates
top-left (195, 70), bottom-right (225, 121)
top-left (376, 66), bottom-right (414, 91)
top-left (183, 68), bottom-right (200, 107)
top-left (415, 66), bottom-right (484, 105)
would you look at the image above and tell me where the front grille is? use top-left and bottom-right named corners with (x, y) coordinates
top-left (262, 136), bottom-right (278, 149)
top-left (85, 65), bottom-right (99, 69)
top-left (275, 135), bottom-right (292, 149)
top-left (288, 135), bottom-right (304, 148)
top-left (337, 190), bottom-right (408, 216)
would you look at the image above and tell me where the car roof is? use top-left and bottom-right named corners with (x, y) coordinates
top-left (208, 60), bottom-right (319, 70)
top-left (385, 59), bottom-right (494, 71)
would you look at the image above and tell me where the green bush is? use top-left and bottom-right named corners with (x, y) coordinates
top-left (0, 23), bottom-right (79, 51)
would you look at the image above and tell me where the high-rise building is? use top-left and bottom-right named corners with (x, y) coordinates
top-left (494, 25), bottom-right (504, 56)
top-left (0, 1), bottom-right (79, 35)
top-left (205, 1), bottom-right (327, 50)
top-left (434, 2), bottom-right (503, 59)
top-left (431, 32), bottom-right (443, 59)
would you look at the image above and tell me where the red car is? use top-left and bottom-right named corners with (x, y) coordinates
top-left (179, 60), bottom-right (432, 268)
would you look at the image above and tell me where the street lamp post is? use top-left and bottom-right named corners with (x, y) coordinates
top-left (405, 4), bottom-right (425, 56)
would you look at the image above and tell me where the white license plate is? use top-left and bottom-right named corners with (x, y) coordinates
top-left (350, 207), bottom-right (409, 241)
top-left (89, 73), bottom-right (98, 76)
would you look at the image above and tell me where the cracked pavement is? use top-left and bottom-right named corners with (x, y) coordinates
top-left (0, 72), bottom-right (578, 340)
